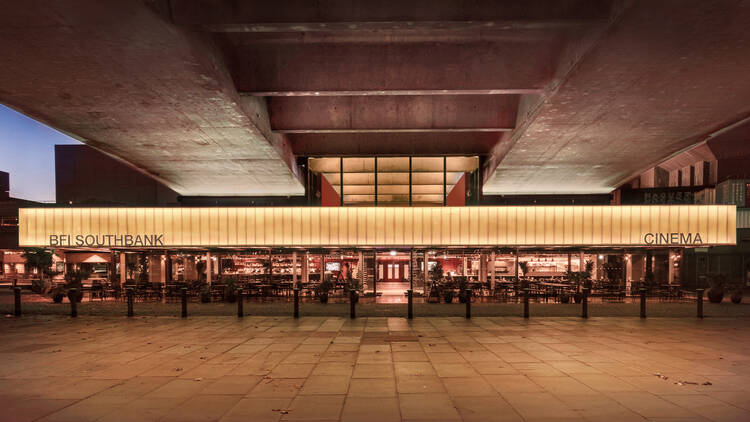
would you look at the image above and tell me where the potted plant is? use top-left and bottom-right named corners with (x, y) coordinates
top-left (568, 261), bottom-right (592, 304)
top-left (707, 274), bottom-right (726, 304)
top-left (137, 253), bottom-right (149, 284)
top-left (457, 277), bottom-right (470, 303)
top-left (731, 288), bottom-right (743, 304)
top-left (442, 288), bottom-right (455, 303)
top-left (200, 285), bottom-right (211, 303)
top-left (427, 260), bottom-right (444, 303)
top-left (51, 284), bottom-right (65, 303)
top-left (23, 248), bottom-right (54, 294)
top-left (224, 276), bottom-right (238, 303)
top-left (64, 269), bottom-right (88, 303)
top-left (442, 276), bottom-right (455, 303)
top-left (348, 278), bottom-right (362, 304)
top-left (518, 261), bottom-right (529, 277)
top-left (196, 260), bottom-right (207, 282)
top-left (315, 278), bottom-right (333, 303)
top-left (728, 277), bottom-right (743, 304)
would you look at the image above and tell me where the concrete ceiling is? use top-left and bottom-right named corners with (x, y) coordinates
top-left (1, 0), bottom-right (749, 197)
top-left (0, 0), bottom-right (304, 196)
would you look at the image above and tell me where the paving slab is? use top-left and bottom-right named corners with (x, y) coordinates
top-left (1, 316), bottom-right (750, 421)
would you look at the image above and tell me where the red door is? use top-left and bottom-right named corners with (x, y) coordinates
top-left (380, 261), bottom-right (407, 282)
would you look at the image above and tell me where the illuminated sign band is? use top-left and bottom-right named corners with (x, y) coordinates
top-left (18, 205), bottom-right (736, 248)
top-left (643, 232), bottom-right (703, 245)
top-left (49, 234), bottom-right (165, 247)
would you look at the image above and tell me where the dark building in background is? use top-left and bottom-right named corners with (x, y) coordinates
top-left (1, 171), bottom-right (39, 276)
top-left (55, 145), bottom-right (178, 206)
top-left (611, 120), bottom-right (750, 288)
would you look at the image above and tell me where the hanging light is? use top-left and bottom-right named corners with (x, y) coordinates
top-left (389, 250), bottom-right (397, 256)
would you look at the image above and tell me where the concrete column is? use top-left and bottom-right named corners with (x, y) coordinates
top-left (357, 251), bottom-right (365, 289)
top-left (120, 252), bottom-right (127, 285)
top-left (479, 253), bottom-right (487, 283)
top-left (303, 252), bottom-right (309, 283)
top-left (625, 254), bottom-right (633, 291)
top-left (160, 254), bottom-right (166, 284)
top-left (321, 253), bottom-right (325, 283)
top-left (462, 254), bottom-right (468, 276)
top-left (206, 251), bottom-right (212, 285)
top-left (667, 249), bottom-right (677, 284)
top-left (292, 251), bottom-right (298, 287)
top-left (632, 254), bottom-right (644, 282)
top-left (424, 251), bottom-right (430, 288)
top-left (591, 254), bottom-right (601, 280)
top-left (489, 251), bottom-right (496, 291)
top-left (579, 252), bottom-right (585, 272)
top-left (567, 253), bottom-right (572, 272)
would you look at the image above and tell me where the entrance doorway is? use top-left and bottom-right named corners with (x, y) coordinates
top-left (374, 251), bottom-right (411, 302)
top-left (379, 260), bottom-right (408, 282)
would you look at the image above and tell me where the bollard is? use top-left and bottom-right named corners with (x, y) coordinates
top-left (69, 288), bottom-right (78, 318)
top-left (696, 288), bottom-right (704, 319)
top-left (14, 287), bottom-right (21, 317)
top-left (523, 288), bottom-right (530, 319)
top-left (639, 288), bottom-right (646, 319)
top-left (126, 288), bottom-right (134, 317)
top-left (293, 288), bottom-right (300, 319)
top-left (582, 287), bottom-right (589, 319)
top-left (181, 288), bottom-right (187, 318)
top-left (349, 289), bottom-right (356, 319)
top-left (407, 289), bottom-right (413, 320)
top-left (237, 288), bottom-right (244, 318)
top-left (465, 289), bottom-right (472, 319)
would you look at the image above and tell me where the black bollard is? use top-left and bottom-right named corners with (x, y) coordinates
top-left (237, 288), bottom-right (244, 318)
top-left (523, 288), bottom-right (530, 319)
top-left (465, 289), bottom-right (472, 319)
top-left (181, 288), bottom-right (187, 318)
top-left (350, 289), bottom-right (356, 319)
top-left (582, 287), bottom-right (589, 319)
top-left (293, 288), bottom-right (299, 319)
top-left (69, 288), bottom-right (78, 318)
top-left (407, 289), bottom-right (413, 320)
top-left (639, 288), bottom-right (646, 319)
top-left (126, 288), bottom-right (134, 317)
top-left (14, 287), bottom-right (21, 317)
top-left (696, 288), bottom-right (704, 319)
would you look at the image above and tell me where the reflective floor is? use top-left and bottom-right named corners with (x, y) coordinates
top-left (2, 316), bottom-right (750, 421)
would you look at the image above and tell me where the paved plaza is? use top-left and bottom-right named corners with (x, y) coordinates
top-left (2, 316), bottom-right (750, 422)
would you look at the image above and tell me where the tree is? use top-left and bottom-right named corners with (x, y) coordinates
top-left (138, 253), bottom-right (149, 283)
top-left (429, 259), bottom-right (444, 283)
top-left (567, 260), bottom-right (593, 293)
top-left (22, 248), bottom-right (54, 294)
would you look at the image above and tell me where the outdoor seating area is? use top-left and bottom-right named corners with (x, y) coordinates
top-left (3, 247), bottom-right (745, 308)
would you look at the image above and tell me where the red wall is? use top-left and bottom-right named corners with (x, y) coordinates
top-left (320, 175), bottom-right (341, 206)
top-left (446, 173), bottom-right (467, 206)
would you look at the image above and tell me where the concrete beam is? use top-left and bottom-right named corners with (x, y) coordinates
top-left (483, 0), bottom-right (750, 194)
top-left (224, 41), bottom-right (555, 94)
top-left (288, 132), bottom-right (502, 156)
top-left (170, 0), bottom-right (612, 25)
top-left (0, 1), bottom-right (304, 196)
top-left (268, 95), bottom-right (518, 132)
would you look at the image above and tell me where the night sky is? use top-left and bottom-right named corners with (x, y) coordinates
top-left (0, 104), bottom-right (80, 202)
